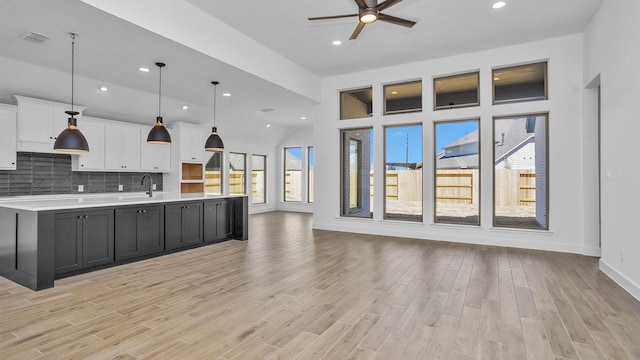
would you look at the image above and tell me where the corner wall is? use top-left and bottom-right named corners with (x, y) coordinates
top-left (314, 34), bottom-right (595, 255)
top-left (584, 0), bottom-right (640, 300)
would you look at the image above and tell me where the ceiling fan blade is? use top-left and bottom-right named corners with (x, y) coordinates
top-left (354, 0), bottom-right (368, 9)
top-left (377, 13), bottom-right (416, 28)
top-left (349, 22), bottom-right (366, 40)
top-left (308, 13), bottom-right (358, 21)
top-left (376, 0), bottom-right (404, 12)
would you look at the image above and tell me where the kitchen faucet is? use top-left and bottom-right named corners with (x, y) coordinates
top-left (141, 174), bottom-right (153, 197)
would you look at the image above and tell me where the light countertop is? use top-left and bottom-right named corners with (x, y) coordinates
top-left (0, 192), bottom-right (246, 211)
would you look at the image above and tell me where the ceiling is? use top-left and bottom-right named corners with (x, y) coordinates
top-left (0, 0), bottom-right (602, 145)
top-left (186, 0), bottom-right (603, 77)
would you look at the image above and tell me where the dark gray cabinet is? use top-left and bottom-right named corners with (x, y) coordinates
top-left (115, 205), bottom-right (164, 261)
top-left (204, 199), bottom-right (233, 243)
top-left (54, 209), bottom-right (114, 275)
top-left (165, 202), bottom-right (203, 250)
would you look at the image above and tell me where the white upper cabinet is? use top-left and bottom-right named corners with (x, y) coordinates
top-left (140, 131), bottom-right (171, 172)
top-left (14, 96), bottom-right (86, 154)
top-left (0, 104), bottom-right (17, 170)
top-left (105, 124), bottom-right (140, 171)
top-left (177, 123), bottom-right (209, 162)
top-left (72, 117), bottom-right (105, 171)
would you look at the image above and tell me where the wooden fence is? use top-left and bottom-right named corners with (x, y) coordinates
top-left (361, 169), bottom-right (532, 207)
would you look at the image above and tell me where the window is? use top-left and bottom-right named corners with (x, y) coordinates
top-left (493, 62), bottom-right (547, 104)
top-left (384, 80), bottom-right (422, 115)
top-left (205, 151), bottom-right (223, 195)
top-left (341, 128), bottom-right (373, 217)
top-left (384, 124), bottom-right (422, 221)
top-left (340, 87), bottom-right (372, 120)
top-left (434, 72), bottom-right (479, 110)
top-left (252, 155), bottom-right (266, 204)
top-left (229, 152), bottom-right (246, 195)
top-left (308, 146), bottom-right (314, 203)
top-left (435, 120), bottom-right (480, 225)
top-left (494, 115), bottom-right (548, 229)
top-left (284, 147), bottom-right (302, 201)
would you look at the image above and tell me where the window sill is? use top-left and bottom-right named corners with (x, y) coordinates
top-left (430, 223), bottom-right (483, 231)
top-left (489, 226), bottom-right (554, 235)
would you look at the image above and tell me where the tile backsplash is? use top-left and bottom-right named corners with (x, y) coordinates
top-left (0, 152), bottom-right (163, 197)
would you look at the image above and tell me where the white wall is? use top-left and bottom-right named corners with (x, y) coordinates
top-left (277, 126), bottom-right (314, 213)
top-left (314, 34), bottom-right (596, 255)
top-left (584, 0), bottom-right (640, 300)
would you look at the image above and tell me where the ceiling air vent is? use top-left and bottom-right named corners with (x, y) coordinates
top-left (260, 108), bottom-right (275, 113)
top-left (22, 31), bottom-right (50, 44)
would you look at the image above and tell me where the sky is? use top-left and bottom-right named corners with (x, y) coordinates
top-left (286, 121), bottom-right (478, 168)
top-left (385, 121), bottom-right (479, 165)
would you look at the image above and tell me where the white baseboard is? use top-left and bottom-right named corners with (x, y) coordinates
top-left (599, 259), bottom-right (640, 302)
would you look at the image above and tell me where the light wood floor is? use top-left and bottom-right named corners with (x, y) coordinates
top-left (1, 211), bottom-right (639, 359)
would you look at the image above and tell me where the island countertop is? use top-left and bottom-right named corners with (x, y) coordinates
top-left (0, 192), bottom-right (246, 211)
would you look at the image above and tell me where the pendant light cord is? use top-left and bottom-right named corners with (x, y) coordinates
top-left (70, 33), bottom-right (75, 112)
top-left (213, 83), bottom-right (217, 128)
top-left (158, 66), bottom-right (162, 118)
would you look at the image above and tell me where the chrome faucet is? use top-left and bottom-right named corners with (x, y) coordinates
top-left (141, 174), bottom-right (153, 197)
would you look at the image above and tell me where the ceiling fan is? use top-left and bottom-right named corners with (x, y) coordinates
top-left (308, 0), bottom-right (416, 40)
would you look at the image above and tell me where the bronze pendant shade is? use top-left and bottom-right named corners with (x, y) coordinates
top-left (147, 62), bottom-right (171, 144)
top-left (205, 81), bottom-right (224, 151)
top-left (54, 33), bottom-right (89, 152)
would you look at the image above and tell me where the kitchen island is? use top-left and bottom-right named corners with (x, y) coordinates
top-left (0, 192), bottom-right (248, 290)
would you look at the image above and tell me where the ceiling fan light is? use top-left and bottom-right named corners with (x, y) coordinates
top-left (205, 127), bottom-right (224, 151)
top-left (359, 8), bottom-right (378, 23)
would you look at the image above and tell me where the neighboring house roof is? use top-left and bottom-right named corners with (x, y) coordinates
top-left (436, 117), bottom-right (534, 169)
top-left (494, 117), bottom-right (535, 163)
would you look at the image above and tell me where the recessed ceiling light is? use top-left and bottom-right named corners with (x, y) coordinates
top-left (138, 67), bottom-right (150, 72)
top-left (181, 105), bottom-right (189, 110)
top-left (300, 116), bottom-right (307, 120)
top-left (494, 77), bottom-right (500, 81)
top-left (99, 86), bottom-right (108, 92)
top-left (332, 40), bottom-right (342, 46)
top-left (391, 91), bottom-right (398, 95)
top-left (266, 123), bottom-right (271, 128)
top-left (492, 1), bottom-right (506, 9)
top-left (222, 93), bottom-right (231, 97)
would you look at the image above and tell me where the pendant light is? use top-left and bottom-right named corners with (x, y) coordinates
top-left (54, 33), bottom-right (89, 152)
top-left (205, 81), bottom-right (224, 151)
top-left (147, 62), bottom-right (172, 144)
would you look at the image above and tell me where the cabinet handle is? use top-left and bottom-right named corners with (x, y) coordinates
top-left (84, 215), bottom-right (88, 219)
top-left (77, 215), bottom-right (82, 219)
top-left (142, 210), bottom-right (146, 213)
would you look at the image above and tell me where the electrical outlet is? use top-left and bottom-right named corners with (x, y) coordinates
top-left (152, 184), bottom-right (156, 190)
top-left (118, 184), bottom-right (123, 191)
top-left (78, 185), bottom-right (84, 192)
top-left (620, 249), bottom-right (624, 262)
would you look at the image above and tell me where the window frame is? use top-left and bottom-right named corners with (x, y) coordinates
top-left (283, 147), bottom-right (303, 202)
top-left (383, 80), bottom-right (423, 116)
top-left (339, 86), bottom-right (373, 120)
top-left (492, 61), bottom-right (548, 105)
top-left (492, 113), bottom-right (549, 230)
top-left (229, 152), bottom-right (247, 195)
top-left (382, 123), bottom-right (424, 222)
top-left (433, 71), bottom-right (480, 111)
top-left (307, 146), bottom-right (314, 203)
top-left (433, 118), bottom-right (481, 226)
top-left (339, 127), bottom-right (373, 218)
top-left (251, 154), bottom-right (266, 204)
